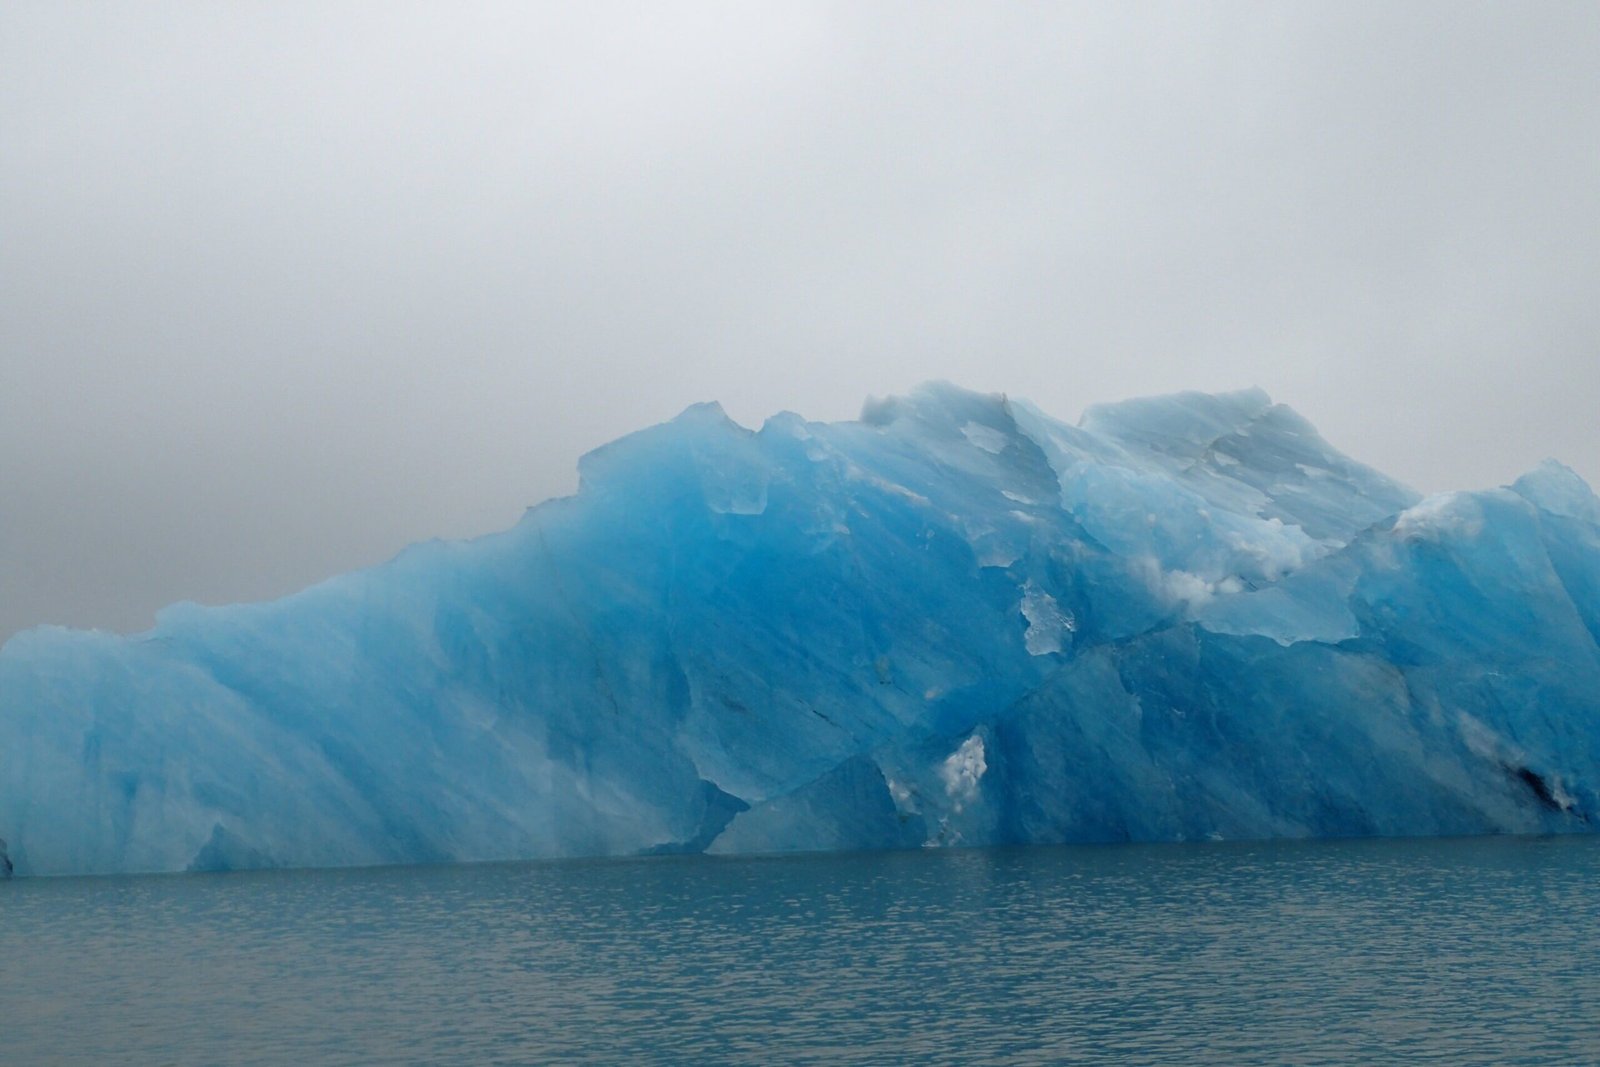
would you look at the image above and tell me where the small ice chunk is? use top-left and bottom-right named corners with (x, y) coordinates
top-left (1020, 582), bottom-right (1073, 655)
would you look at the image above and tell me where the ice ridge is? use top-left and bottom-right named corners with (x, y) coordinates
top-left (3, 382), bottom-right (1599, 876)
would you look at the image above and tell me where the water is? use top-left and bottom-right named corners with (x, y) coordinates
top-left (3, 836), bottom-right (1599, 1065)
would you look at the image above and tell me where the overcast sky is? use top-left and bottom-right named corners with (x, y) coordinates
top-left (2, 1), bottom-right (1597, 638)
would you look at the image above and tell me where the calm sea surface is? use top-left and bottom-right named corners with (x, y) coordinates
top-left (3, 835), bottom-right (1599, 1065)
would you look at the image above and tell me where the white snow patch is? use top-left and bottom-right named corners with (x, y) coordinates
top-left (1161, 568), bottom-right (1216, 607)
top-left (1393, 492), bottom-right (1484, 543)
top-left (1224, 518), bottom-right (1322, 577)
top-left (1134, 559), bottom-right (1247, 610)
top-left (940, 735), bottom-right (987, 812)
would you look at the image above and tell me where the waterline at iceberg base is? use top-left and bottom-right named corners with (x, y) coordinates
top-left (5, 384), bottom-right (1600, 877)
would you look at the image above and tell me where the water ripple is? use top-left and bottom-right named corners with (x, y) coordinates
top-left (4, 836), bottom-right (1600, 1064)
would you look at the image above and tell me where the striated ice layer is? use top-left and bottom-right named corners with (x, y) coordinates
top-left (3, 383), bottom-right (1599, 876)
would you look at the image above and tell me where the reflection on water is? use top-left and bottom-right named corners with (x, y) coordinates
top-left (4, 835), bottom-right (1599, 1064)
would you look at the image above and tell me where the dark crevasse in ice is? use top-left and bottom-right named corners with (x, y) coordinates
top-left (3, 383), bottom-right (1599, 876)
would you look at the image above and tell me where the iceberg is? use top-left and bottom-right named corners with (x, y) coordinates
top-left (3, 383), bottom-right (1599, 877)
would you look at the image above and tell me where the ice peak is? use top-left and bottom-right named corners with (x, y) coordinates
top-left (671, 399), bottom-right (737, 426)
top-left (1512, 460), bottom-right (1600, 524)
top-left (576, 399), bottom-right (751, 493)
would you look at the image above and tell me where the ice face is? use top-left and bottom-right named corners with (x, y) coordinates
top-left (3, 382), bottom-right (1598, 876)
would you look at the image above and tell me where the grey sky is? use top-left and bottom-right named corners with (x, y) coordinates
top-left (2, 1), bottom-right (1597, 638)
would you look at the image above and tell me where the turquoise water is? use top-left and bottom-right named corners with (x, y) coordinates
top-left (3, 836), bottom-right (1598, 1064)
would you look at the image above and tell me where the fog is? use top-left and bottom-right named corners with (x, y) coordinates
top-left (3, 2), bottom-right (1596, 636)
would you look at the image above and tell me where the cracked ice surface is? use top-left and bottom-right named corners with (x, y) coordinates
top-left (4, 383), bottom-right (1600, 876)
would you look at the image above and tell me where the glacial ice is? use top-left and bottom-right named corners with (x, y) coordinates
top-left (3, 383), bottom-right (1599, 877)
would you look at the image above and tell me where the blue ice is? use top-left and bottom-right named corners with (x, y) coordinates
top-left (3, 384), bottom-right (1598, 876)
